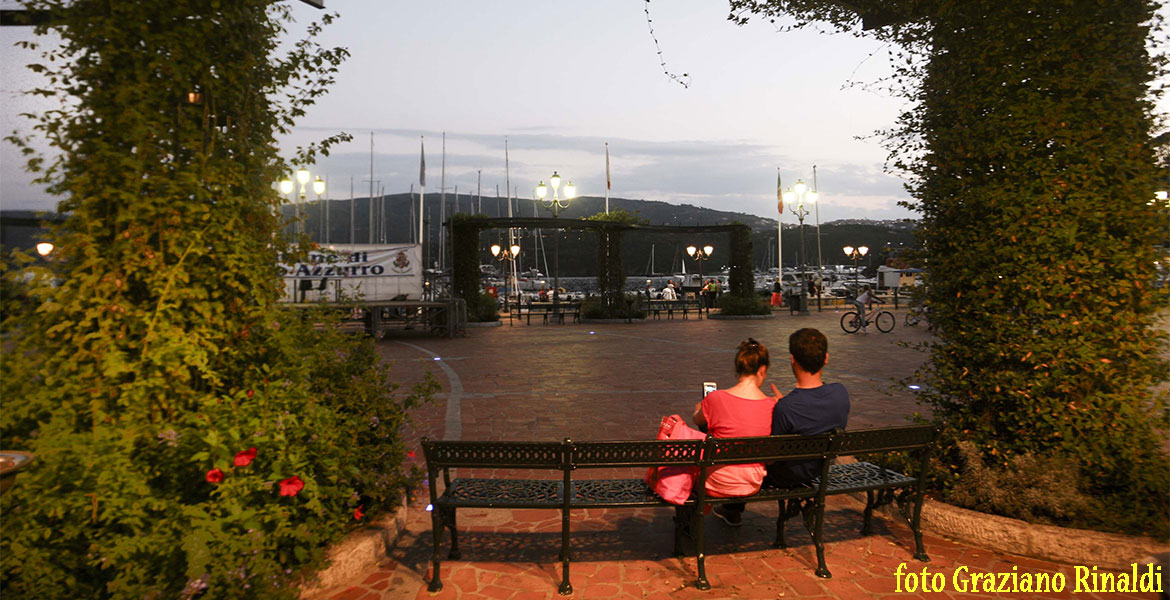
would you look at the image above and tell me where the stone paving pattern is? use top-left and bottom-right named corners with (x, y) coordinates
top-left (319, 309), bottom-right (1160, 600)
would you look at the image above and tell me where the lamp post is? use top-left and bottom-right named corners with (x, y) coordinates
top-left (843, 245), bottom-right (868, 298)
top-left (686, 244), bottom-right (713, 308)
top-left (782, 179), bottom-right (818, 315)
top-left (490, 242), bottom-right (521, 316)
top-left (535, 172), bottom-right (576, 314)
top-left (279, 169), bottom-right (325, 236)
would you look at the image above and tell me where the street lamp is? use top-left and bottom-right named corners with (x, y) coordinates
top-left (843, 245), bottom-right (869, 298)
top-left (686, 245), bottom-right (714, 309)
top-left (490, 242), bottom-right (521, 315)
top-left (535, 172), bottom-right (576, 314)
top-left (278, 169), bottom-right (325, 235)
top-left (782, 179), bottom-right (818, 315)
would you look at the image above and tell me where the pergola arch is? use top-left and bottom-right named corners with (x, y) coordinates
top-left (450, 215), bottom-right (753, 308)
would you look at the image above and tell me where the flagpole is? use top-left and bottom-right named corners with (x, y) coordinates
top-left (605, 142), bottom-right (611, 214)
top-left (813, 165), bottom-right (823, 311)
top-left (776, 167), bottom-right (783, 286)
top-left (505, 138), bottom-right (518, 315)
top-left (418, 137), bottom-right (426, 257)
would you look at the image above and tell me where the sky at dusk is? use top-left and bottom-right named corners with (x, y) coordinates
top-left (2, 1), bottom-right (1167, 223)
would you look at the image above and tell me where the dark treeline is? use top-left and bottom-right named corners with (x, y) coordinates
top-left (286, 193), bottom-right (918, 276)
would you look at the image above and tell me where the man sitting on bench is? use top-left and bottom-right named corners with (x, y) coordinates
top-left (766, 327), bottom-right (851, 488)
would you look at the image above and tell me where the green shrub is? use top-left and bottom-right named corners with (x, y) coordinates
top-left (946, 441), bottom-right (1098, 526)
top-left (716, 294), bottom-right (770, 315)
top-left (581, 295), bottom-right (645, 320)
top-left (0, 2), bottom-right (439, 598)
top-left (467, 291), bottom-right (500, 322)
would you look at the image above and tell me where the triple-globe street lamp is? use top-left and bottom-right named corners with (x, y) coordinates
top-left (535, 172), bottom-right (576, 313)
top-left (490, 242), bottom-right (522, 315)
top-left (279, 169), bottom-right (325, 235)
top-left (686, 244), bottom-right (714, 308)
top-left (781, 179), bottom-right (818, 315)
top-left (843, 245), bottom-right (869, 298)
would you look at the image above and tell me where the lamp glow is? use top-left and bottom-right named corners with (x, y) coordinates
top-left (563, 181), bottom-right (576, 199)
top-left (490, 244), bottom-right (502, 257)
top-left (843, 245), bottom-right (854, 256)
top-left (312, 176), bottom-right (325, 195)
top-left (279, 179), bottom-right (294, 195)
top-left (549, 171), bottom-right (561, 190)
top-left (510, 244), bottom-right (521, 256)
top-left (296, 169), bottom-right (310, 185)
top-left (686, 245), bottom-right (697, 257)
top-left (703, 245), bottom-right (714, 256)
top-left (536, 181), bottom-right (548, 199)
top-left (782, 190), bottom-right (796, 206)
top-left (36, 242), bottom-right (54, 256)
top-left (793, 180), bottom-right (807, 196)
top-left (807, 191), bottom-right (819, 204)
top-left (859, 246), bottom-right (868, 256)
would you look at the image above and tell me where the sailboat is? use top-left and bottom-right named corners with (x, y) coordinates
top-left (644, 244), bottom-right (664, 277)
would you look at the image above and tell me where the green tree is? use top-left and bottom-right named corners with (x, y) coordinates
top-left (729, 0), bottom-right (1169, 535)
top-left (1, 1), bottom-right (432, 597)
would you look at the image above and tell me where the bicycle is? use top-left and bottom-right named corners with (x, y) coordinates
top-left (840, 307), bottom-right (895, 333)
top-left (904, 304), bottom-right (927, 327)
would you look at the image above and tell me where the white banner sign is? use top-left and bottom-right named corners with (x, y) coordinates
top-left (279, 244), bottom-right (423, 302)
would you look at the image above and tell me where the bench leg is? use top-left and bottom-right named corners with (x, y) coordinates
top-left (909, 492), bottom-right (930, 562)
top-left (772, 499), bottom-right (800, 548)
top-left (427, 507), bottom-right (445, 592)
top-left (862, 490), bottom-right (876, 535)
top-left (692, 506), bottom-right (711, 590)
top-left (558, 507), bottom-right (573, 595)
top-left (802, 500), bottom-right (832, 579)
top-left (444, 507), bottom-right (462, 560)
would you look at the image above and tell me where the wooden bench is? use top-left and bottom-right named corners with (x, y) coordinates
top-left (421, 424), bottom-right (937, 594)
top-left (647, 298), bottom-right (705, 320)
top-left (523, 302), bottom-right (581, 325)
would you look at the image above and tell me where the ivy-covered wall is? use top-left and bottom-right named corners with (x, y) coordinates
top-left (0, 2), bottom-right (434, 598)
top-left (728, 0), bottom-right (1169, 536)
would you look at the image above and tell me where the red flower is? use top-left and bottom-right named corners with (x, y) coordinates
top-left (206, 468), bottom-right (225, 483)
top-left (234, 447), bottom-right (257, 467)
top-left (406, 450), bottom-right (416, 459)
top-left (354, 505), bottom-right (365, 520)
top-left (279, 476), bottom-right (304, 497)
top-left (246, 389), bottom-right (254, 398)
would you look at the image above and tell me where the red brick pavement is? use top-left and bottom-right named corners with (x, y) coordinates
top-left (318, 310), bottom-right (1159, 600)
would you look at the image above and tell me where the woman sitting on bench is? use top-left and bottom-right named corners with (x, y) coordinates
top-left (691, 338), bottom-right (776, 527)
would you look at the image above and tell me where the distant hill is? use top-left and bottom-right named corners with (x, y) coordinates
top-left (284, 193), bottom-right (919, 276)
top-left (2, 196), bottom-right (920, 276)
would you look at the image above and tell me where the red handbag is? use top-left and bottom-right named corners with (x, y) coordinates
top-left (644, 414), bottom-right (706, 505)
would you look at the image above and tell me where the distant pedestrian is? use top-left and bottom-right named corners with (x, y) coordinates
top-left (771, 279), bottom-right (782, 308)
top-left (662, 281), bottom-right (677, 301)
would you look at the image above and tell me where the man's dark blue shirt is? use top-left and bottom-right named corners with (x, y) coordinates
top-left (767, 383), bottom-right (850, 487)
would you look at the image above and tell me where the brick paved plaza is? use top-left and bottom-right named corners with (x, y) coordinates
top-left (318, 309), bottom-right (1160, 600)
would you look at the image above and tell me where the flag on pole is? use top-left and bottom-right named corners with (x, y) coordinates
top-left (776, 169), bottom-right (783, 213)
top-left (419, 139), bottom-right (426, 187)
top-left (606, 143), bottom-right (611, 191)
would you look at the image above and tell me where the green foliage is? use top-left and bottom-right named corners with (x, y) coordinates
top-left (716, 293), bottom-right (771, 315)
top-left (727, 224), bottom-right (754, 298)
top-left (467, 291), bottom-right (500, 322)
top-left (0, 1), bottom-right (436, 597)
top-left (946, 441), bottom-right (1097, 527)
top-left (581, 294), bottom-right (646, 320)
top-left (731, 0), bottom-right (1169, 537)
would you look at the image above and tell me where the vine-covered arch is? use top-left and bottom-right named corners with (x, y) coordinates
top-left (450, 214), bottom-right (753, 305)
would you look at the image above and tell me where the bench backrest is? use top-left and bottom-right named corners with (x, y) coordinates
top-left (703, 432), bottom-right (834, 466)
top-left (831, 425), bottom-right (938, 455)
top-left (571, 439), bottom-right (703, 469)
top-left (421, 438), bottom-right (565, 469)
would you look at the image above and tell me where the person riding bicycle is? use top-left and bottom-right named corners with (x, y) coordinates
top-left (853, 285), bottom-right (883, 332)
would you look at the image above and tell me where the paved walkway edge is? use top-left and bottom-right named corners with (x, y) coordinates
top-left (300, 496), bottom-right (409, 599)
top-left (872, 496), bottom-right (1168, 569)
